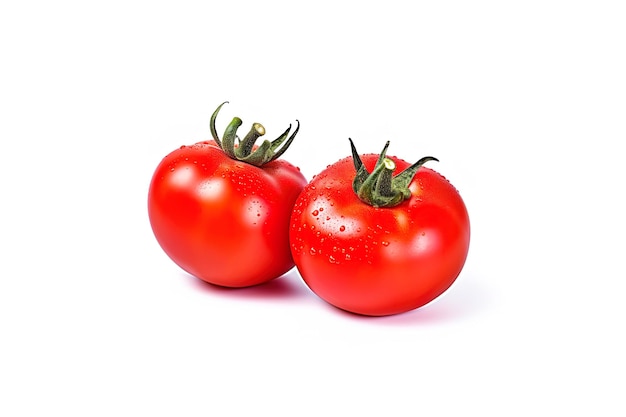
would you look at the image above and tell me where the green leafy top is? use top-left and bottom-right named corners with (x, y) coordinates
top-left (350, 139), bottom-right (438, 208)
top-left (210, 101), bottom-right (300, 167)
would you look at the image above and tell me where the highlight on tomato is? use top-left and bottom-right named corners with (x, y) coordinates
top-left (289, 139), bottom-right (470, 316)
top-left (148, 102), bottom-right (307, 287)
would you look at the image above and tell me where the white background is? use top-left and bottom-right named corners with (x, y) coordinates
top-left (1, 0), bottom-right (625, 415)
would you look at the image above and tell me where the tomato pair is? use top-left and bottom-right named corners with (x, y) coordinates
top-left (148, 103), bottom-right (470, 316)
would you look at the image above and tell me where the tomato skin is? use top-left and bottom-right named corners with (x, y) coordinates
top-left (149, 140), bottom-right (307, 287)
top-left (289, 153), bottom-right (470, 316)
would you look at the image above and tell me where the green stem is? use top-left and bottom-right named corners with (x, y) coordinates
top-left (209, 102), bottom-right (300, 167)
top-left (235, 123), bottom-right (266, 159)
top-left (350, 139), bottom-right (438, 208)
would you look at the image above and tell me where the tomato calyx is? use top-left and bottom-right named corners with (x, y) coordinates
top-left (209, 101), bottom-right (300, 167)
top-left (349, 139), bottom-right (438, 208)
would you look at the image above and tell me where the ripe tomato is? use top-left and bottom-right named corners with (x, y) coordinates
top-left (148, 103), bottom-right (307, 287)
top-left (289, 140), bottom-right (470, 316)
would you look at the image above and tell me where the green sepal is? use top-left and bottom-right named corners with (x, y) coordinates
top-left (349, 139), bottom-right (438, 208)
top-left (209, 102), bottom-right (300, 167)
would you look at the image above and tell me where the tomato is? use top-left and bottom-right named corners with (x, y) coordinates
top-left (289, 140), bottom-right (470, 316)
top-left (148, 103), bottom-right (307, 287)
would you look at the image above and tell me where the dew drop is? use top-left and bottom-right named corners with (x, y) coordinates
top-left (329, 255), bottom-right (336, 264)
top-left (311, 210), bottom-right (319, 216)
top-left (339, 225), bottom-right (346, 232)
top-left (310, 247), bottom-right (317, 255)
top-left (381, 241), bottom-right (390, 246)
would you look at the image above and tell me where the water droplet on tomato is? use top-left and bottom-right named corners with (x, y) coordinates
top-left (381, 241), bottom-right (389, 246)
top-left (339, 225), bottom-right (346, 232)
top-left (310, 247), bottom-right (317, 255)
top-left (329, 255), bottom-right (337, 264)
top-left (311, 210), bottom-right (319, 216)
top-left (345, 254), bottom-right (351, 261)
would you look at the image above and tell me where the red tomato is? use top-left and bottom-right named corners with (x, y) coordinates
top-left (148, 103), bottom-right (307, 287)
top-left (289, 140), bottom-right (470, 316)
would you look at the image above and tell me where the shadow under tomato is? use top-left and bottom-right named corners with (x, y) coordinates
top-left (320, 274), bottom-right (491, 326)
top-left (184, 269), bottom-right (313, 301)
